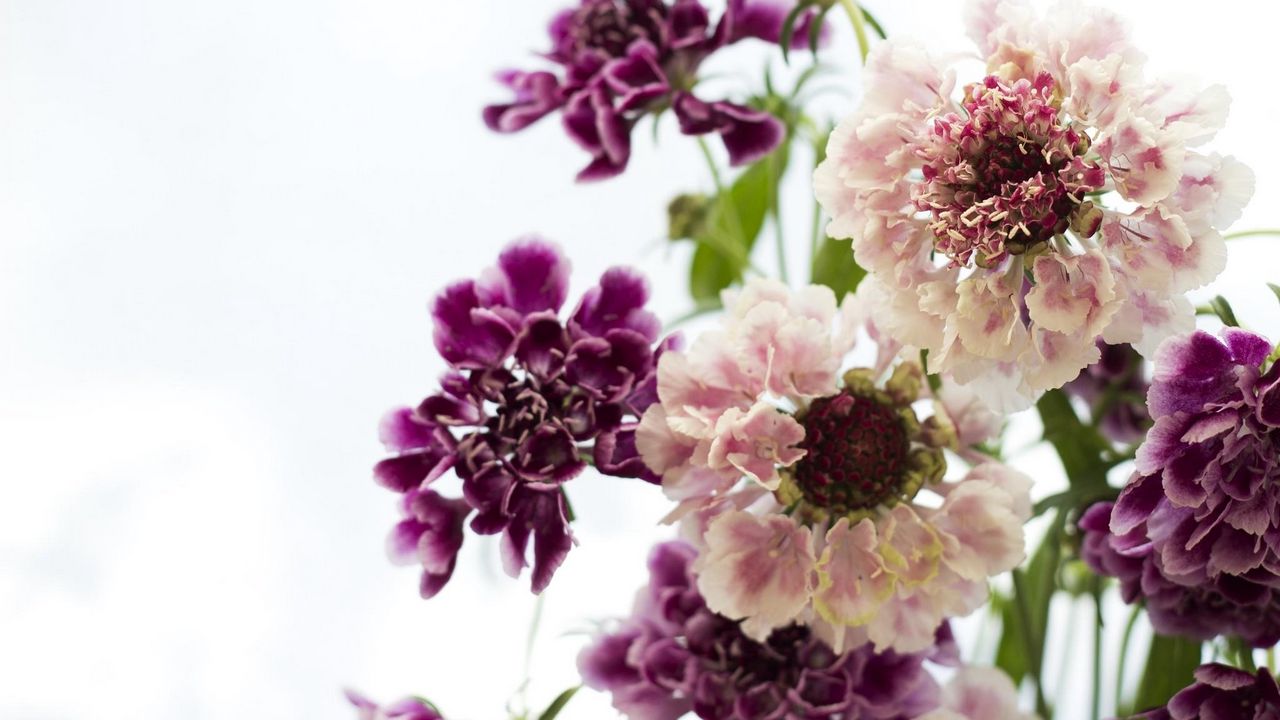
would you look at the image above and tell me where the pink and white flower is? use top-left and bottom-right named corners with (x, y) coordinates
top-left (639, 278), bottom-right (1032, 654)
top-left (919, 667), bottom-right (1038, 720)
top-left (813, 0), bottom-right (1252, 410)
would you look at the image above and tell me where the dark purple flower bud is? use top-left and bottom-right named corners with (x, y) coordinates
top-left (1130, 664), bottom-right (1280, 719)
top-left (1080, 329), bottom-right (1280, 647)
top-left (579, 541), bottom-right (948, 720)
top-left (373, 238), bottom-right (667, 596)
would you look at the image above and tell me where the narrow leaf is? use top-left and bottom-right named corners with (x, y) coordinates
top-left (537, 686), bottom-right (581, 720)
top-left (689, 143), bottom-right (790, 301)
top-left (1209, 295), bottom-right (1240, 327)
top-left (1036, 389), bottom-right (1112, 491)
top-left (1131, 635), bottom-right (1202, 714)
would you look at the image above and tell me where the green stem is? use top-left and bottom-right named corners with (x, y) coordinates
top-left (809, 196), bottom-right (822, 280)
top-left (837, 0), bottom-right (871, 64)
top-left (1115, 604), bottom-right (1142, 709)
top-left (1225, 228), bottom-right (1280, 241)
top-left (769, 149), bottom-right (789, 283)
top-left (1012, 569), bottom-right (1052, 719)
top-left (696, 136), bottom-right (744, 239)
top-left (1091, 580), bottom-right (1104, 720)
top-left (1268, 646), bottom-right (1276, 671)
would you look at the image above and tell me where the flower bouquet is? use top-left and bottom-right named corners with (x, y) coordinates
top-left (354, 1), bottom-right (1280, 718)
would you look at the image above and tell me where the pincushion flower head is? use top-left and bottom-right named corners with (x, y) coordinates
top-left (484, 0), bottom-right (823, 180)
top-left (813, 0), bottom-right (1254, 410)
top-left (374, 237), bottom-right (672, 596)
top-left (1082, 327), bottom-right (1280, 646)
top-left (636, 278), bottom-right (1032, 653)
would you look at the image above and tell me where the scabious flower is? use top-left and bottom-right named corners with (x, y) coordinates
top-left (813, 0), bottom-right (1253, 410)
top-left (637, 278), bottom-right (1032, 652)
top-left (1063, 342), bottom-right (1152, 444)
top-left (374, 238), bottom-right (672, 595)
top-left (1130, 664), bottom-right (1280, 720)
top-left (578, 540), bottom-right (950, 719)
top-left (346, 691), bottom-right (444, 720)
top-left (484, 0), bottom-right (817, 180)
top-left (1081, 328), bottom-right (1280, 646)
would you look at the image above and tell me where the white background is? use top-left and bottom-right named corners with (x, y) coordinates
top-left (3, 1), bottom-right (1279, 718)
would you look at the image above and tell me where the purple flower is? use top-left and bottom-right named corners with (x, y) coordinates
top-left (1063, 342), bottom-right (1153, 444)
top-left (485, 0), bottom-right (808, 181)
top-left (374, 238), bottom-right (672, 595)
top-left (578, 541), bottom-right (949, 720)
top-left (1129, 664), bottom-right (1280, 719)
top-left (1081, 328), bottom-right (1280, 646)
top-left (346, 691), bottom-right (444, 720)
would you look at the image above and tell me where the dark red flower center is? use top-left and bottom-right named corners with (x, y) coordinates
top-left (792, 391), bottom-right (910, 514)
top-left (914, 72), bottom-right (1106, 267)
top-left (567, 0), bottom-right (663, 58)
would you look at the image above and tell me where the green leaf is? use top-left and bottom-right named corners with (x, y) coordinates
top-left (861, 7), bottom-right (888, 39)
top-left (1209, 295), bottom-right (1240, 327)
top-left (810, 236), bottom-right (865, 299)
top-left (1268, 282), bottom-right (1280, 305)
top-left (689, 143), bottom-right (789, 302)
top-left (1130, 635), bottom-right (1202, 714)
top-left (1036, 389), bottom-right (1112, 492)
top-left (536, 686), bottom-right (581, 720)
top-left (995, 516), bottom-right (1062, 685)
top-left (778, 0), bottom-right (816, 63)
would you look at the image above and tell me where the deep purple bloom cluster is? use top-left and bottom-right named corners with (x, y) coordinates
top-left (375, 238), bottom-right (672, 595)
top-left (1064, 342), bottom-right (1153, 445)
top-left (484, 0), bottom-right (812, 180)
top-left (578, 541), bottom-right (950, 719)
top-left (1130, 664), bottom-right (1280, 720)
top-left (347, 691), bottom-right (444, 720)
top-left (1081, 328), bottom-right (1280, 646)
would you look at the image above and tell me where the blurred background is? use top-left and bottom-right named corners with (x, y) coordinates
top-left (2, 1), bottom-right (1278, 718)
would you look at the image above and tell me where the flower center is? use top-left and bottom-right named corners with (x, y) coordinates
top-left (792, 390), bottom-right (911, 514)
top-left (568, 0), bottom-right (660, 58)
top-left (913, 72), bottom-right (1106, 267)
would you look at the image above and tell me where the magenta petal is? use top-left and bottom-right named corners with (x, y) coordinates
top-left (1149, 330), bottom-right (1236, 416)
top-left (483, 69), bottom-right (564, 133)
top-left (1111, 474), bottom-right (1164, 535)
top-left (378, 407), bottom-right (440, 452)
top-left (374, 451), bottom-right (451, 493)
top-left (571, 266), bottom-right (661, 342)
top-left (476, 237), bottom-right (572, 316)
top-left (602, 41), bottom-right (670, 113)
top-left (579, 626), bottom-right (643, 689)
top-left (1224, 327), bottom-right (1273, 367)
top-left (431, 280), bottom-right (516, 368)
top-left (714, 102), bottom-right (785, 166)
top-left (514, 311), bottom-right (570, 378)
